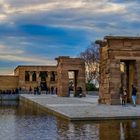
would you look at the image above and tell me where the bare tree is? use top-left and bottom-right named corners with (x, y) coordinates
top-left (80, 42), bottom-right (100, 86)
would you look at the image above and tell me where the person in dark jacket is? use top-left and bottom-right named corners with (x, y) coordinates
top-left (132, 85), bottom-right (137, 107)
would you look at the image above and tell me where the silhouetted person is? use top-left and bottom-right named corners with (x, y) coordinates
top-left (132, 85), bottom-right (137, 107)
top-left (51, 86), bottom-right (54, 94)
top-left (15, 88), bottom-right (19, 94)
top-left (29, 86), bottom-right (32, 94)
top-left (55, 87), bottom-right (57, 95)
top-left (46, 86), bottom-right (48, 94)
top-left (34, 87), bottom-right (36, 95)
top-left (36, 86), bottom-right (40, 95)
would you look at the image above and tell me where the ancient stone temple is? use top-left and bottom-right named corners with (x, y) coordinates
top-left (0, 66), bottom-right (57, 91)
top-left (96, 36), bottom-right (140, 105)
top-left (14, 66), bottom-right (57, 91)
top-left (56, 56), bottom-right (86, 97)
top-left (0, 56), bottom-right (86, 97)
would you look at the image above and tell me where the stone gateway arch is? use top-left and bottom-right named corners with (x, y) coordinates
top-left (97, 36), bottom-right (140, 105)
top-left (56, 56), bottom-right (86, 97)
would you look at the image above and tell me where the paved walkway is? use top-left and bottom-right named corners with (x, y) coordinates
top-left (20, 94), bottom-right (140, 121)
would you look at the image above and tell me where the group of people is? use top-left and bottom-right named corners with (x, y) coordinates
top-left (120, 85), bottom-right (137, 107)
top-left (0, 88), bottom-right (19, 95)
top-left (73, 87), bottom-right (86, 97)
top-left (29, 86), bottom-right (57, 95)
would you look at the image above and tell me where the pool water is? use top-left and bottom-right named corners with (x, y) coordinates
top-left (0, 102), bottom-right (140, 140)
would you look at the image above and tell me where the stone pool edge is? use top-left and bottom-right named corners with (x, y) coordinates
top-left (19, 95), bottom-right (140, 121)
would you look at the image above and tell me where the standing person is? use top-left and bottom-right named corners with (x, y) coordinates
top-left (34, 87), bottom-right (36, 95)
top-left (67, 87), bottom-right (71, 97)
top-left (36, 86), bottom-right (39, 95)
top-left (47, 87), bottom-right (50, 94)
top-left (119, 86), bottom-right (123, 105)
top-left (46, 86), bottom-right (48, 95)
top-left (132, 85), bottom-right (137, 107)
top-left (79, 87), bottom-right (83, 98)
top-left (29, 86), bottom-right (32, 94)
top-left (51, 86), bottom-right (54, 94)
top-left (15, 88), bottom-right (19, 94)
top-left (55, 87), bottom-right (57, 95)
top-left (122, 88), bottom-right (127, 105)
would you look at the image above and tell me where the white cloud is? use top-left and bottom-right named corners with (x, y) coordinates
top-left (0, 44), bottom-right (24, 55)
top-left (0, 54), bottom-right (56, 65)
top-left (0, 0), bottom-right (130, 22)
top-left (96, 2), bottom-right (126, 13)
top-left (2, 1), bottom-right (85, 15)
top-left (0, 0), bottom-right (139, 37)
top-left (0, 68), bottom-right (14, 75)
top-left (0, 0), bottom-right (138, 36)
top-left (0, 14), bottom-right (7, 20)
top-left (0, 44), bottom-right (56, 65)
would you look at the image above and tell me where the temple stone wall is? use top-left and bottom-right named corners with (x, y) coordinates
top-left (14, 66), bottom-right (57, 90)
top-left (109, 59), bottom-right (121, 105)
top-left (99, 46), bottom-right (110, 104)
top-left (136, 61), bottom-right (140, 104)
top-left (97, 36), bottom-right (140, 105)
top-left (0, 76), bottom-right (18, 90)
top-left (56, 56), bottom-right (86, 97)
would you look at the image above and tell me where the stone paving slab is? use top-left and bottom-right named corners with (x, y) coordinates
top-left (20, 94), bottom-right (140, 121)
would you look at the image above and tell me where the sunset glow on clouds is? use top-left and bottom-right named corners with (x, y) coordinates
top-left (0, 0), bottom-right (140, 74)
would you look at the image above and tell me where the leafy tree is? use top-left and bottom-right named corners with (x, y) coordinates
top-left (80, 42), bottom-right (100, 86)
top-left (86, 82), bottom-right (99, 91)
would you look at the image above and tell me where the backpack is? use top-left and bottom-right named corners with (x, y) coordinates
top-left (135, 87), bottom-right (137, 93)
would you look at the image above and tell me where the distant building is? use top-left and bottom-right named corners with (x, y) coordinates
top-left (0, 65), bottom-right (57, 91)
top-left (0, 56), bottom-right (86, 96)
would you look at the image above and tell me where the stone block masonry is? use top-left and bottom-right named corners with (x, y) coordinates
top-left (96, 36), bottom-right (140, 105)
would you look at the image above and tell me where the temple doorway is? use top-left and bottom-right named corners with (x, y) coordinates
top-left (120, 60), bottom-right (136, 102)
top-left (40, 71), bottom-right (47, 90)
top-left (68, 71), bottom-right (78, 94)
top-left (56, 56), bottom-right (86, 97)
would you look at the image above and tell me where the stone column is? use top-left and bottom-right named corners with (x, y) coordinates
top-left (36, 71), bottom-right (40, 85)
top-left (98, 46), bottom-right (110, 104)
top-left (136, 60), bottom-right (140, 104)
top-left (54, 71), bottom-right (57, 82)
top-left (77, 69), bottom-right (86, 94)
top-left (57, 69), bottom-right (69, 96)
top-left (47, 71), bottom-right (51, 88)
top-left (109, 59), bottom-right (121, 105)
top-left (29, 71), bottom-right (33, 82)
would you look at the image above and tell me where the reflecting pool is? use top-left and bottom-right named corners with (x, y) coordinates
top-left (0, 102), bottom-right (140, 140)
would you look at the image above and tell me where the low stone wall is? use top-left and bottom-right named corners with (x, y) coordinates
top-left (0, 75), bottom-right (18, 90)
top-left (20, 95), bottom-right (70, 120)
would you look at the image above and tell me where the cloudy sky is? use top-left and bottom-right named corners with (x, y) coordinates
top-left (0, 0), bottom-right (140, 74)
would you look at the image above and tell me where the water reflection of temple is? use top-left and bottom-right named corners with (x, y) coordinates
top-left (15, 100), bottom-right (140, 140)
top-left (99, 120), bottom-right (140, 140)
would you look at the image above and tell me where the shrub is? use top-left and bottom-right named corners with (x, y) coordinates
top-left (86, 83), bottom-right (99, 91)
